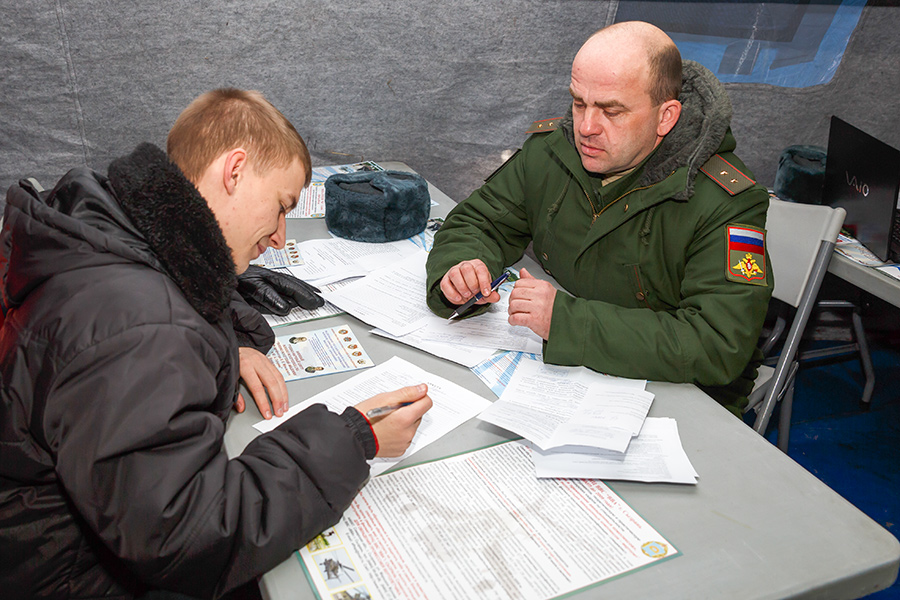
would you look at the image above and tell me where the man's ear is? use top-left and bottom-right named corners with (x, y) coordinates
top-left (222, 148), bottom-right (249, 195)
top-left (656, 99), bottom-right (682, 137)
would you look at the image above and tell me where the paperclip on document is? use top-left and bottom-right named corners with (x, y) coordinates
top-left (448, 271), bottom-right (511, 320)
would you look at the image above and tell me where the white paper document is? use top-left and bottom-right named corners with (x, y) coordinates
top-left (532, 417), bottom-right (699, 484)
top-left (297, 441), bottom-right (677, 600)
top-left (835, 232), bottom-right (886, 266)
top-left (478, 359), bottom-right (652, 452)
top-left (414, 291), bottom-right (544, 354)
top-left (471, 350), bottom-right (543, 397)
top-left (370, 327), bottom-right (498, 368)
top-left (288, 237), bottom-right (421, 286)
top-left (322, 251), bottom-right (434, 337)
top-left (262, 275), bottom-right (357, 328)
top-left (309, 160), bottom-right (384, 184)
top-left (253, 356), bottom-right (491, 476)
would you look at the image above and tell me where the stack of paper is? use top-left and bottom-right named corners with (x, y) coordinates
top-left (475, 358), bottom-right (698, 484)
top-left (531, 418), bottom-right (699, 484)
top-left (477, 358), bottom-right (652, 453)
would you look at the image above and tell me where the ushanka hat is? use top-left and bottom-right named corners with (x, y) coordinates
top-left (324, 170), bottom-right (431, 242)
top-left (774, 145), bottom-right (827, 204)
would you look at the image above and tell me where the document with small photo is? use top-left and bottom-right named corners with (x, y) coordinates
top-left (267, 324), bottom-right (373, 381)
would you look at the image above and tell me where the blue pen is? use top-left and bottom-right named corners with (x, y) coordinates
top-left (448, 271), bottom-right (511, 320)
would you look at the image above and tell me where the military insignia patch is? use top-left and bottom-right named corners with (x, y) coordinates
top-left (726, 225), bottom-right (767, 285)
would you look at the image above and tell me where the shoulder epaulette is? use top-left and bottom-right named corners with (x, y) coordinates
top-left (525, 117), bottom-right (563, 135)
top-left (699, 154), bottom-right (756, 196)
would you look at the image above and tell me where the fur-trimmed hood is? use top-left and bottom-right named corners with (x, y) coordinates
top-left (2, 143), bottom-right (236, 322)
top-left (562, 60), bottom-right (733, 200)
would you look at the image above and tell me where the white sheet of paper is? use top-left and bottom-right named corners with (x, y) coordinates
top-left (321, 251), bottom-right (434, 337)
top-left (253, 356), bottom-right (491, 476)
top-left (470, 351), bottom-right (543, 397)
top-left (297, 441), bottom-right (678, 600)
top-left (370, 327), bottom-right (498, 368)
top-left (263, 275), bottom-right (358, 328)
top-left (477, 359), bottom-right (652, 452)
top-left (287, 237), bottom-right (420, 284)
top-left (414, 292), bottom-right (544, 354)
top-left (532, 418), bottom-right (699, 484)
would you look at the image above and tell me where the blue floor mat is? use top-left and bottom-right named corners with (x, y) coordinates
top-left (763, 344), bottom-right (900, 599)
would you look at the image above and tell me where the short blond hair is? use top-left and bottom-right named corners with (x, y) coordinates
top-left (167, 88), bottom-right (311, 186)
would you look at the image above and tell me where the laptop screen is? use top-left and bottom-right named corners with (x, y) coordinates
top-left (822, 116), bottom-right (900, 262)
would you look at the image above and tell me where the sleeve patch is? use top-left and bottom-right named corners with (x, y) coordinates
top-left (726, 224), bottom-right (768, 285)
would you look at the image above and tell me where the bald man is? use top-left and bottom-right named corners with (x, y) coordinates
top-left (426, 22), bottom-right (773, 415)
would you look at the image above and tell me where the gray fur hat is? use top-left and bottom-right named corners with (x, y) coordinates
top-left (324, 170), bottom-right (431, 242)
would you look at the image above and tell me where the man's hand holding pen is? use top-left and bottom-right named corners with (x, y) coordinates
top-left (440, 259), bottom-right (504, 311)
top-left (355, 384), bottom-right (432, 457)
top-left (441, 259), bottom-right (557, 340)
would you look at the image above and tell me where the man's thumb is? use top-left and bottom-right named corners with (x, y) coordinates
top-left (519, 267), bottom-right (536, 279)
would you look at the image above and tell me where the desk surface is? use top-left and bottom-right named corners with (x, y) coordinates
top-left (224, 162), bottom-right (899, 600)
top-left (828, 252), bottom-right (900, 309)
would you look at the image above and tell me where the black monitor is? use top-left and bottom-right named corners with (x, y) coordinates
top-left (822, 116), bottom-right (900, 262)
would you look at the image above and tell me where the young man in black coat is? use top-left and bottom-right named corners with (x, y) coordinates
top-left (0, 88), bottom-right (431, 600)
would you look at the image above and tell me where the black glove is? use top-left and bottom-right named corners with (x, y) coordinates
top-left (237, 265), bottom-right (325, 316)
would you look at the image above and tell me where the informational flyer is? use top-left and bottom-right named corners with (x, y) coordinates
top-left (267, 324), bottom-right (373, 381)
top-left (249, 239), bottom-right (304, 268)
top-left (297, 441), bottom-right (678, 600)
top-left (289, 182), bottom-right (326, 219)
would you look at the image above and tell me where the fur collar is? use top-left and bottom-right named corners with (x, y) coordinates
top-left (562, 60), bottom-right (732, 200)
top-left (107, 143), bottom-right (237, 322)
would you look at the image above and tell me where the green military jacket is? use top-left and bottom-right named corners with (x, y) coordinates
top-left (426, 61), bottom-right (773, 415)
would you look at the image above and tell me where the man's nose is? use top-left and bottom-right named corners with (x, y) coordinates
top-left (269, 213), bottom-right (287, 249)
top-left (580, 106), bottom-right (603, 137)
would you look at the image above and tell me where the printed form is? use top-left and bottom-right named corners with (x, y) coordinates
top-left (297, 441), bottom-right (677, 600)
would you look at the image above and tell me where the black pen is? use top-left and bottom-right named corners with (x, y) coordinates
top-left (448, 271), bottom-right (511, 320)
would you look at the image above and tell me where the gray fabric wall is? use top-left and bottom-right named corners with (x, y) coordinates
top-left (2, 1), bottom-right (898, 207)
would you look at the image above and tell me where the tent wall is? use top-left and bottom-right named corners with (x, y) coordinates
top-left (2, 2), bottom-right (898, 206)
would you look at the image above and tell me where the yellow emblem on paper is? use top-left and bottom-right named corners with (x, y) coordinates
top-left (641, 541), bottom-right (669, 558)
top-left (732, 253), bottom-right (763, 279)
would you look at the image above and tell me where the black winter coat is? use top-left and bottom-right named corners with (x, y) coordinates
top-left (0, 144), bottom-right (375, 599)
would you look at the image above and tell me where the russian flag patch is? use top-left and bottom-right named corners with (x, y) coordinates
top-left (726, 225), bottom-right (767, 285)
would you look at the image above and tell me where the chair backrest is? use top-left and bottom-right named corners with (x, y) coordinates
top-left (750, 198), bottom-right (846, 435)
top-left (765, 199), bottom-right (846, 309)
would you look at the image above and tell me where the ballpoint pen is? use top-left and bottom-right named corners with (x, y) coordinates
top-left (365, 402), bottom-right (414, 418)
top-left (448, 270), bottom-right (511, 320)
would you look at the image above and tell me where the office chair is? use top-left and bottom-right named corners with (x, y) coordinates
top-left (745, 198), bottom-right (845, 452)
